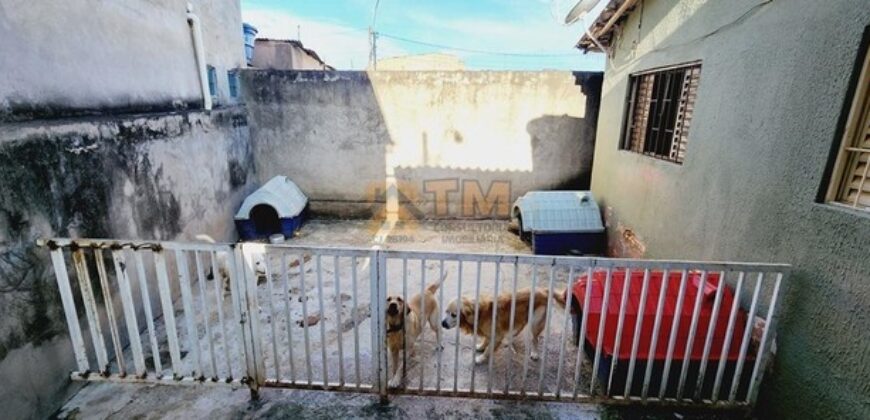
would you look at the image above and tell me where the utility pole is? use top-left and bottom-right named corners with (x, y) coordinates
top-left (369, 28), bottom-right (378, 70)
top-left (369, 0), bottom-right (380, 70)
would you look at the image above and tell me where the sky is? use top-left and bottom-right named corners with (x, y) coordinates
top-left (241, 0), bottom-right (606, 71)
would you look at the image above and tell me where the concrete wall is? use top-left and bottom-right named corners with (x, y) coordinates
top-left (243, 70), bottom-right (602, 218)
top-left (0, 108), bottom-right (255, 420)
top-left (0, 0), bottom-right (245, 121)
top-left (589, 0), bottom-right (870, 418)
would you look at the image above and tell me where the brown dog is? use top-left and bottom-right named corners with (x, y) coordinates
top-left (385, 278), bottom-right (443, 388)
top-left (442, 287), bottom-right (565, 365)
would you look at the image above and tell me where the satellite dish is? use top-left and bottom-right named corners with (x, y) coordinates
top-left (564, 0), bottom-right (601, 25)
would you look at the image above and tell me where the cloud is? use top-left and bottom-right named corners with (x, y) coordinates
top-left (242, 8), bottom-right (406, 69)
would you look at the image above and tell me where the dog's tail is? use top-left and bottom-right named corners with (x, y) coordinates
top-left (195, 234), bottom-right (216, 244)
top-left (426, 271), bottom-right (449, 294)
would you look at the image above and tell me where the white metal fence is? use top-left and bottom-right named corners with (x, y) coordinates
top-left (40, 238), bottom-right (788, 408)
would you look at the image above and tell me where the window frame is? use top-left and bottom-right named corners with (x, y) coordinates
top-left (619, 61), bottom-right (702, 165)
top-left (821, 26), bottom-right (870, 212)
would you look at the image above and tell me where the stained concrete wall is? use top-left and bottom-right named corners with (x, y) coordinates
top-left (0, 0), bottom-right (245, 121)
top-left (0, 108), bottom-right (255, 420)
top-left (589, 0), bottom-right (870, 418)
top-left (242, 70), bottom-right (602, 218)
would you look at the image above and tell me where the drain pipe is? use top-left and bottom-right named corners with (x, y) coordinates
top-left (186, 3), bottom-right (212, 110)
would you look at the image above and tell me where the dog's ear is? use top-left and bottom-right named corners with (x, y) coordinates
top-left (405, 303), bottom-right (411, 316)
top-left (460, 298), bottom-right (475, 322)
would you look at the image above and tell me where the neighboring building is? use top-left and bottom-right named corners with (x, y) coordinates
top-left (377, 53), bottom-right (466, 71)
top-left (251, 39), bottom-right (332, 70)
top-left (0, 0), bottom-right (246, 121)
top-left (578, 0), bottom-right (869, 418)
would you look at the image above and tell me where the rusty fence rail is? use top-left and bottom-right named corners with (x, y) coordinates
top-left (39, 238), bottom-right (788, 408)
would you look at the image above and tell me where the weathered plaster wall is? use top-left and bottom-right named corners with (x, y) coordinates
top-left (243, 70), bottom-right (602, 218)
top-left (0, 107), bottom-right (255, 420)
top-left (589, 0), bottom-right (870, 418)
top-left (0, 0), bottom-right (245, 121)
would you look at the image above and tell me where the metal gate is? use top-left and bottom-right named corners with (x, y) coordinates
top-left (40, 238), bottom-right (788, 408)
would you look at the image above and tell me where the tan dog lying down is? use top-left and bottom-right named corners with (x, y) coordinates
top-left (442, 287), bottom-right (565, 365)
top-left (385, 278), bottom-right (443, 388)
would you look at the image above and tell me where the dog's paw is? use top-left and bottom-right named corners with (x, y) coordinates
top-left (529, 351), bottom-right (540, 361)
top-left (474, 354), bottom-right (488, 365)
top-left (388, 377), bottom-right (402, 388)
top-left (475, 343), bottom-right (487, 353)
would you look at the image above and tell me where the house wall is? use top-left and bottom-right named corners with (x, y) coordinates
top-left (589, 0), bottom-right (870, 418)
top-left (252, 40), bottom-right (328, 70)
top-left (0, 108), bottom-right (255, 420)
top-left (243, 70), bottom-right (602, 218)
top-left (0, 0), bottom-right (245, 122)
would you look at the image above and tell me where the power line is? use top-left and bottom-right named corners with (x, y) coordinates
top-left (377, 32), bottom-right (579, 57)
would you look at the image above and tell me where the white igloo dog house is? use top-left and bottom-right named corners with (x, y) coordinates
top-left (235, 176), bottom-right (308, 240)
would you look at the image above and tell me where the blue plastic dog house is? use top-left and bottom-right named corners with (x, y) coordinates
top-left (512, 191), bottom-right (605, 255)
top-left (235, 176), bottom-right (307, 241)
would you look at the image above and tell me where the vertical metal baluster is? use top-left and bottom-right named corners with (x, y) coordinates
top-left (747, 273), bottom-right (783, 404)
top-left (607, 268), bottom-right (632, 396)
top-left (351, 256), bottom-right (361, 388)
top-left (573, 266), bottom-right (593, 399)
top-left (263, 251), bottom-right (281, 381)
top-left (153, 250), bottom-right (182, 378)
top-left (210, 250), bottom-right (233, 380)
top-left (335, 255), bottom-right (345, 387)
top-left (504, 259), bottom-right (520, 395)
top-left (695, 270), bottom-right (727, 400)
top-left (194, 251), bottom-right (218, 380)
top-left (298, 253), bottom-right (313, 385)
top-left (590, 267), bottom-right (613, 395)
top-left (625, 268), bottom-right (651, 398)
top-left (712, 271), bottom-right (744, 402)
top-left (316, 255), bottom-right (329, 385)
top-left (453, 261), bottom-right (463, 393)
top-left (537, 263), bottom-right (557, 396)
top-left (49, 247), bottom-right (90, 374)
top-left (555, 266), bottom-right (575, 399)
top-left (95, 248), bottom-right (126, 376)
top-left (642, 269), bottom-right (670, 400)
top-left (486, 261), bottom-right (502, 396)
top-left (436, 259), bottom-right (445, 392)
top-left (175, 250), bottom-right (202, 378)
top-left (72, 248), bottom-right (109, 373)
top-left (729, 272), bottom-right (763, 402)
top-left (111, 248), bottom-right (145, 377)
top-left (677, 271), bottom-right (709, 400)
top-left (659, 269), bottom-right (689, 399)
top-left (281, 252), bottom-right (297, 384)
top-left (418, 259), bottom-right (427, 392)
top-left (470, 260), bottom-right (482, 393)
top-left (401, 257), bottom-right (408, 386)
top-left (520, 264), bottom-right (539, 395)
top-left (134, 251), bottom-right (161, 376)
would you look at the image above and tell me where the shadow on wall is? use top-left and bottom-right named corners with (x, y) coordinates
top-left (242, 70), bottom-right (390, 219)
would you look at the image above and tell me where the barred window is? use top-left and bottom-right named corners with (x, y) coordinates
top-left (621, 62), bottom-right (702, 164)
top-left (826, 37), bottom-right (870, 211)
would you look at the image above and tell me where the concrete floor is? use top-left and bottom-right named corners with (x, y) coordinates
top-left (56, 382), bottom-right (602, 419)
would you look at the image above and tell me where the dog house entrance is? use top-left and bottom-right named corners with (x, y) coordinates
top-left (250, 204), bottom-right (281, 236)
